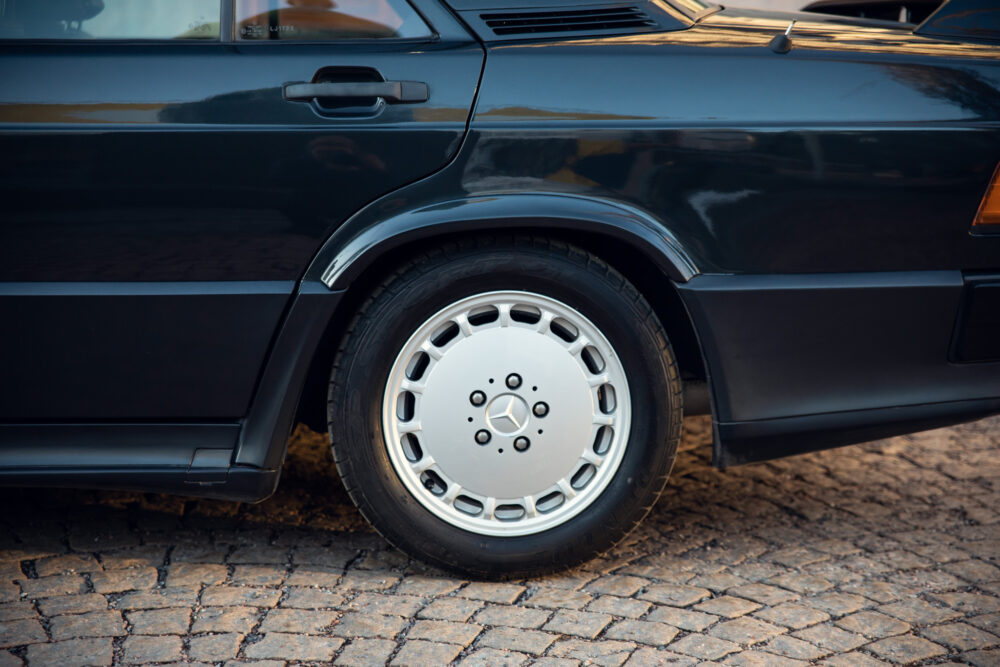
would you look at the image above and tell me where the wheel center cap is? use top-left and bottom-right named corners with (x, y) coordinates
top-left (485, 393), bottom-right (530, 435)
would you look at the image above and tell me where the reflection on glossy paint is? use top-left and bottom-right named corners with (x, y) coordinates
top-left (0, 103), bottom-right (165, 124)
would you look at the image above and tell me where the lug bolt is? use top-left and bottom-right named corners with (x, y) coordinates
top-left (514, 436), bottom-right (530, 452)
top-left (423, 477), bottom-right (435, 490)
top-left (470, 390), bottom-right (486, 406)
top-left (532, 402), bottom-right (549, 417)
top-left (506, 373), bottom-right (522, 389)
top-left (475, 430), bottom-right (491, 445)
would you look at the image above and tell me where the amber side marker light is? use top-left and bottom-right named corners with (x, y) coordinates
top-left (974, 163), bottom-right (1000, 229)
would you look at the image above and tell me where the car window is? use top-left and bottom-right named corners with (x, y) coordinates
top-left (0, 0), bottom-right (220, 40)
top-left (235, 0), bottom-right (431, 41)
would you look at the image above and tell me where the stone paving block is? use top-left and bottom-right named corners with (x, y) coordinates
top-left (944, 559), bottom-right (1000, 584)
top-left (284, 565), bottom-right (342, 588)
top-left (170, 545), bottom-right (229, 564)
top-left (584, 575), bottom-right (648, 597)
top-left (638, 584), bottom-right (711, 607)
top-left (165, 562), bottom-right (227, 588)
top-left (604, 619), bottom-right (679, 646)
top-left (835, 610), bottom-right (910, 639)
top-left (929, 591), bottom-right (1000, 614)
top-left (390, 639), bottom-right (462, 665)
top-left (122, 635), bottom-right (183, 665)
top-left (753, 601), bottom-right (829, 630)
top-left (188, 633), bottom-right (243, 662)
top-left (34, 555), bottom-right (101, 577)
top-left (407, 619), bottom-right (482, 646)
top-left (728, 583), bottom-right (799, 606)
top-left (0, 603), bottom-right (34, 622)
top-left (624, 647), bottom-right (697, 666)
top-left (260, 608), bottom-right (336, 634)
top-left (870, 551), bottom-right (932, 571)
top-left (244, 633), bottom-right (343, 661)
top-left (36, 594), bottom-right (107, 618)
top-left (805, 592), bottom-right (869, 617)
top-left (335, 638), bottom-right (396, 666)
top-left (0, 650), bottom-right (19, 667)
top-left (530, 658), bottom-right (582, 667)
top-left (867, 634), bottom-right (947, 664)
top-left (191, 606), bottom-right (258, 634)
top-left (963, 649), bottom-right (1000, 667)
top-left (524, 587), bottom-right (592, 610)
top-left (647, 605), bottom-right (718, 631)
top-left (543, 609), bottom-right (613, 639)
top-left (50, 610), bottom-right (125, 640)
top-left (474, 604), bottom-right (550, 629)
top-left (843, 581), bottom-right (915, 604)
top-left (819, 651), bottom-right (891, 667)
top-left (281, 587), bottom-right (344, 609)
top-left (792, 622), bottom-right (867, 652)
top-left (458, 582), bottom-right (525, 604)
top-left (0, 618), bottom-right (47, 648)
top-left (346, 592), bottom-right (424, 617)
top-left (231, 565), bottom-right (285, 587)
top-left (969, 613), bottom-right (1000, 635)
top-left (709, 616), bottom-right (785, 645)
top-left (694, 596), bottom-right (761, 619)
top-left (761, 635), bottom-right (829, 661)
top-left (417, 597), bottom-right (482, 621)
top-left (326, 567), bottom-right (395, 590)
top-left (878, 599), bottom-right (962, 625)
top-left (480, 627), bottom-right (559, 654)
top-left (587, 595), bottom-right (651, 619)
top-left (919, 622), bottom-right (1000, 651)
top-left (200, 586), bottom-right (281, 608)
top-left (98, 546), bottom-right (167, 570)
top-left (456, 647), bottom-right (529, 666)
top-left (535, 570), bottom-right (600, 591)
top-left (331, 612), bottom-right (407, 639)
top-left (767, 573), bottom-right (834, 595)
top-left (549, 638), bottom-right (637, 667)
top-left (689, 569), bottom-right (749, 589)
top-left (25, 637), bottom-right (112, 667)
top-left (126, 608), bottom-right (191, 635)
top-left (228, 545), bottom-right (289, 565)
top-left (292, 546), bottom-right (357, 568)
top-left (668, 634), bottom-right (740, 661)
top-left (766, 548), bottom-right (829, 569)
top-left (17, 574), bottom-right (86, 598)
top-left (116, 587), bottom-right (199, 610)
top-left (394, 575), bottom-right (464, 597)
top-left (89, 567), bottom-right (157, 594)
top-left (723, 649), bottom-right (810, 665)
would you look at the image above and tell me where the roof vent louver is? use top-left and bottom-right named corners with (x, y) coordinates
top-left (480, 6), bottom-right (657, 36)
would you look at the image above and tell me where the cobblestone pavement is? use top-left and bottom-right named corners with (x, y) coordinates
top-left (0, 415), bottom-right (998, 666)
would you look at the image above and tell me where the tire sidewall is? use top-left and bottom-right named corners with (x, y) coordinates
top-left (333, 244), bottom-right (678, 575)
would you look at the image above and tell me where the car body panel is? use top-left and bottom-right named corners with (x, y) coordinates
top-left (1, 0), bottom-right (999, 500)
top-left (0, 9), bottom-right (484, 421)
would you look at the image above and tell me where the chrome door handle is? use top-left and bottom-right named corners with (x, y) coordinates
top-left (284, 81), bottom-right (428, 104)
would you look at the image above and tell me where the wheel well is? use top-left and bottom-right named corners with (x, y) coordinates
top-left (294, 229), bottom-right (709, 434)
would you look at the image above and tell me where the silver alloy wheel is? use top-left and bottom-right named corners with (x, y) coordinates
top-left (382, 290), bottom-right (632, 536)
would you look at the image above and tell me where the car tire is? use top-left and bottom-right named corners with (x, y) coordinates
top-left (328, 236), bottom-right (682, 577)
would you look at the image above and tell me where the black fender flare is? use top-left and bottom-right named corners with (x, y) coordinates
top-left (304, 192), bottom-right (699, 288)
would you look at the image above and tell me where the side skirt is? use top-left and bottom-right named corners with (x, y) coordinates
top-left (0, 423), bottom-right (278, 502)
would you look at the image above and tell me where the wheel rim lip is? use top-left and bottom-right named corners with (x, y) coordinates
top-left (382, 290), bottom-right (632, 537)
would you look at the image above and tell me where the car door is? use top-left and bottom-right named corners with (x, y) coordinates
top-left (0, 0), bottom-right (483, 421)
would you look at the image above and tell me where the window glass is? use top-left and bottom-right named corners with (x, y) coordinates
top-left (235, 0), bottom-right (430, 41)
top-left (0, 0), bottom-right (220, 40)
